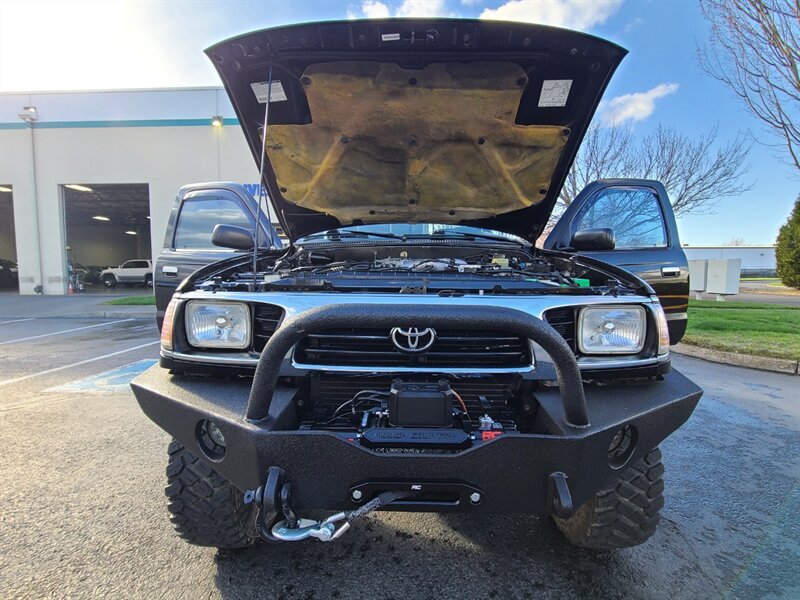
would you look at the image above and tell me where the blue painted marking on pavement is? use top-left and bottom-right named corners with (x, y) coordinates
top-left (44, 359), bottom-right (158, 394)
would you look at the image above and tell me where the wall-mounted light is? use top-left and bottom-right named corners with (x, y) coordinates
top-left (125, 230), bottom-right (137, 235)
top-left (211, 115), bottom-right (224, 128)
top-left (18, 106), bottom-right (37, 122)
top-left (0, 186), bottom-right (12, 193)
top-left (92, 215), bottom-right (110, 222)
top-left (65, 184), bottom-right (93, 192)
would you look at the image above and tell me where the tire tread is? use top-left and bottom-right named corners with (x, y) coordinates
top-left (553, 448), bottom-right (664, 550)
top-left (164, 440), bottom-right (257, 549)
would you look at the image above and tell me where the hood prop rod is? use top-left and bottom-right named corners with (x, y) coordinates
top-left (251, 54), bottom-right (277, 291)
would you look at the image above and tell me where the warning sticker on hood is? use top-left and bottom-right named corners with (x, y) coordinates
top-left (251, 80), bottom-right (288, 103)
top-left (538, 80), bottom-right (572, 107)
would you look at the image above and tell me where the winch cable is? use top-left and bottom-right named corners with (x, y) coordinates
top-left (270, 489), bottom-right (413, 542)
top-left (346, 489), bottom-right (410, 523)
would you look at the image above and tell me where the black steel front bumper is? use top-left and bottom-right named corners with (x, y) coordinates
top-left (131, 303), bottom-right (702, 515)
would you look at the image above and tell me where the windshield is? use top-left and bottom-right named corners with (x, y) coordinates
top-left (297, 224), bottom-right (528, 244)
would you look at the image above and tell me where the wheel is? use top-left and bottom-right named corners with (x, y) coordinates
top-left (553, 448), bottom-right (664, 550)
top-left (165, 440), bottom-right (258, 549)
top-left (144, 274), bottom-right (153, 287)
top-left (103, 274), bottom-right (117, 288)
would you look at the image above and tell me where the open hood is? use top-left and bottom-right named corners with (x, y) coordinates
top-left (206, 19), bottom-right (626, 242)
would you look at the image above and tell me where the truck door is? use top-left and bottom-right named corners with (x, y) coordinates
top-left (543, 179), bottom-right (689, 344)
top-left (155, 186), bottom-right (271, 327)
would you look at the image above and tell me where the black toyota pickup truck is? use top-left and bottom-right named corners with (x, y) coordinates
top-left (133, 18), bottom-right (701, 551)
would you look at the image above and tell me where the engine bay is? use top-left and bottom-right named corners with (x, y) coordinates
top-left (194, 239), bottom-right (641, 296)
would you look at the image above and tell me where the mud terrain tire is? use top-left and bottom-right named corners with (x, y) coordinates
top-left (165, 440), bottom-right (258, 549)
top-left (553, 447), bottom-right (664, 550)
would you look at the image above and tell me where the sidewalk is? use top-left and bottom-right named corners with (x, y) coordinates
top-left (0, 293), bottom-right (156, 320)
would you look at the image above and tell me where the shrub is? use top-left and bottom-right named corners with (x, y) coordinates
top-left (776, 196), bottom-right (800, 289)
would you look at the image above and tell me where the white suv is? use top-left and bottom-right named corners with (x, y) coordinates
top-left (101, 259), bottom-right (153, 288)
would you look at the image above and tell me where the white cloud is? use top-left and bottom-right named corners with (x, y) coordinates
top-left (349, 0), bottom-right (450, 19)
top-left (598, 83), bottom-right (680, 126)
top-left (479, 0), bottom-right (623, 30)
top-left (396, 0), bottom-right (448, 17)
top-left (362, 0), bottom-right (391, 18)
top-left (461, 0), bottom-right (483, 5)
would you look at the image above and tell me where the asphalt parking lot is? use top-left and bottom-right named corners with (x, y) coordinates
top-left (0, 300), bottom-right (798, 599)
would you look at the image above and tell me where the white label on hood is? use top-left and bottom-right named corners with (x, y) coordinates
top-left (538, 80), bottom-right (572, 107)
top-left (381, 33), bottom-right (401, 41)
top-left (251, 80), bottom-right (288, 103)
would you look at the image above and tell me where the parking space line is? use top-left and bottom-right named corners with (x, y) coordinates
top-left (0, 318), bottom-right (134, 345)
top-left (0, 341), bottom-right (160, 387)
top-left (0, 317), bottom-right (37, 325)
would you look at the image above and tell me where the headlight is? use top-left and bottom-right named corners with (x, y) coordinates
top-left (185, 301), bottom-right (251, 349)
top-left (578, 306), bottom-right (646, 354)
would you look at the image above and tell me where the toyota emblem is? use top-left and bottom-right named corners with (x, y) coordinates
top-left (390, 327), bottom-right (437, 353)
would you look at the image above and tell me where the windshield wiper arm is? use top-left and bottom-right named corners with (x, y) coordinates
top-left (301, 229), bottom-right (407, 241)
top-left (430, 230), bottom-right (524, 244)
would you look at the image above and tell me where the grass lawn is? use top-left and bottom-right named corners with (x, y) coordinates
top-left (683, 300), bottom-right (800, 361)
top-left (104, 295), bottom-right (155, 306)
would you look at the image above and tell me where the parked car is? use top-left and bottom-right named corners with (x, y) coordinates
top-left (82, 265), bottom-right (110, 285)
top-left (154, 182), bottom-right (283, 328)
top-left (0, 259), bottom-right (18, 287)
top-left (101, 259), bottom-right (153, 288)
top-left (132, 19), bottom-right (702, 552)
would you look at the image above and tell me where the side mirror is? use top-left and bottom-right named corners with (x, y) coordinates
top-left (570, 228), bottom-right (615, 251)
top-left (212, 224), bottom-right (255, 250)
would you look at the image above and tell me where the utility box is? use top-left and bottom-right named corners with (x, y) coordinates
top-left (706, 259), bottom-right (741, 298)
top-left (688, 260), bottom-right (708, 296)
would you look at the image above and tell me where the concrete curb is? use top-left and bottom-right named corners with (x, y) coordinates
top-left (9, 310), bottom-right (156, 325)
top-left (86, 311), bottom-right (157, 319)
top-left (672, 343), bottom-right (799, 375)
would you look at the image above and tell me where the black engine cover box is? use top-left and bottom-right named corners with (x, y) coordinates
top-left (388, 380), bottom-right (453, 427)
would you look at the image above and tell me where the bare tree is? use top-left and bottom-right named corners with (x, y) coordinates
top-left (557, 124), bottom-right (752, 216)
top-left (637, 125), bottom-right (753, 215)
top-left (698, 0), bottom-right (800, 169)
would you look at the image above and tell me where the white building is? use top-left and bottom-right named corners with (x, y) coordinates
top-left (0, 87), bottom-right (262, 295)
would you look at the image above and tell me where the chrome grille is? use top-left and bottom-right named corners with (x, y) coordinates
top-left (295, 327), bottom-right (530, 368)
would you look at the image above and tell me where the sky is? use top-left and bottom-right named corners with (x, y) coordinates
top-left (0, 0), bottom-right (797, 245)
